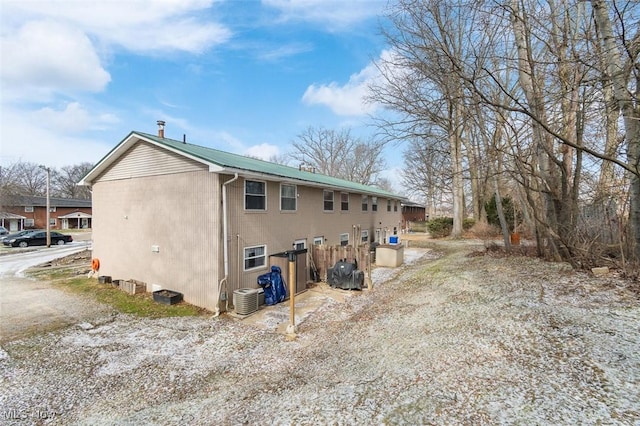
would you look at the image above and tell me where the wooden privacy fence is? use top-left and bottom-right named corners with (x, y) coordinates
top-left (310, 244), bottom-right (372, 284)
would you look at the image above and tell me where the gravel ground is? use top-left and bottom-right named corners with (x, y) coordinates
top-left (1, 240), bottom-right (639, 425)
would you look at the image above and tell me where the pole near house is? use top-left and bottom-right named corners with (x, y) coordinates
top-left (286, 251), bottom-right (297, 335)
top-left (40, 165), bottom-right (51, 247)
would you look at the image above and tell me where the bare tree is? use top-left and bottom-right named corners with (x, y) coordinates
top-left (290, 126), bottom-right (387, 185)
top-left (370, 0), bottom-right (638, 264)
top-left (591, 0), bottom-right (640, 257)
top-left (52, 162), bottom-right (93, 199)
top-left (13, 162), bottom-right (47, 196)
top-left (370, 0), bottom-right (484, 237)
top-left (0, 161), bottom-right (95, 202)
top-left (401, 134), bottom-right (452, 218)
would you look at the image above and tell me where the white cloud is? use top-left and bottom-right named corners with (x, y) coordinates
top-left (302, 55), bottom-right (381, 116)
top-left (263, 0), bottom-right (384, 29)
top-left (257, 42), bottom-right (313, 62)
top-left (1, 20), bottom-right (111, 101)
top-left (32, 102), bottom-right (119, 134)
top-left (2, 0), bottom-right (231, 54)
top-left (243, 143), bottom-right (280, 160)
top-left (0, 1), bottom-right (230, 102)
top-left (302, 49), bottom-right (408, 117)
top-left (0, 106), bottom-right (114, 168)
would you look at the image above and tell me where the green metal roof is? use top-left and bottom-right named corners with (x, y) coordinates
top-left (135, 131), bottom-right (403, 199)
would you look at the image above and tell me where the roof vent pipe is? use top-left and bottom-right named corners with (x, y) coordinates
top-left (183, 134), bottom-right (186, 144)
top-left (157, 120), bottom-right (165, 138)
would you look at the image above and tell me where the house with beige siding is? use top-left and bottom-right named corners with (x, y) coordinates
top-left (80, 125), bottom-right (404, 313)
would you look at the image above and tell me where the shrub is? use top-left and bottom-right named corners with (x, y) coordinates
top-left (427, 217), bottom-right (453, 238)
top-left (484, 196), bottom-right (520, 232)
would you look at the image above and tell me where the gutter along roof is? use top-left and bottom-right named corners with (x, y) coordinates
top-left (82, 131), bottom-right (405, 200)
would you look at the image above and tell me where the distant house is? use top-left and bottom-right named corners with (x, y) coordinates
top-left (80, 124), bottom-right (405, 313)
top-left (1, 195), bottom-right (92, 231)
top-left (401, 201), bottom-right (426, 231)
top-left (0, 212), bottom-right (27, 232)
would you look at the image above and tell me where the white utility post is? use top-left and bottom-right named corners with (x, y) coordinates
top-left (40, 165), bottom-right (51, 247)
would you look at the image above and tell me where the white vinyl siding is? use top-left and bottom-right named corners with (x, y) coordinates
top-left (97, 141), bottom-right (206, 181)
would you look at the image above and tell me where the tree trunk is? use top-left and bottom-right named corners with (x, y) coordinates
top-left (592, 0), bottom-right (640, 259)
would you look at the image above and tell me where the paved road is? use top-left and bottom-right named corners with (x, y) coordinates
top-left (0, 241), bottom-right (110, 344)
top-left (0, 242), bottom-right (89, 278)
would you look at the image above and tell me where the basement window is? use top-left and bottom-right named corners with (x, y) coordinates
top-left (361, 230), bottom-right (369, 243)
top-left (339, 233), bottom-right (349, 247)
top-left (244, 245), bottom-right (266, 271)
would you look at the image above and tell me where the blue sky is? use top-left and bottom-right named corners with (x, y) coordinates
top-left (0, 0), bottom-right (406, 192)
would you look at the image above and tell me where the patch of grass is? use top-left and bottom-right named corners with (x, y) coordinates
top-left (29, 265), bottom-right (206, 318)
top-left (56, 277), bottom-right (206, 318)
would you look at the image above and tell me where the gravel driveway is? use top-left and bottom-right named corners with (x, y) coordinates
top-left (1, 240), bottom-right (639, 425)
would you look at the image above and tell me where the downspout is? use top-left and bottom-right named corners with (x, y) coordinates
top-left (215, 173), bottom-right (239, 317)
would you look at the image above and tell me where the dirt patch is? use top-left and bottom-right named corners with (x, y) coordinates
top-left (1, 239), bottom-right (639, 424)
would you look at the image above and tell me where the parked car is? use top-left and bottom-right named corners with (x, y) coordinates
top-left (0, 229), bottom-right (40, 243)
top-left (3, 231), bottom-right (73, 247)
top-left (0, 226), bottom-right (8, 236)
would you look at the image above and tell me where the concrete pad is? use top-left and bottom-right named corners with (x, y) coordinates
top-left (239, 283), bottom-right (364, 333)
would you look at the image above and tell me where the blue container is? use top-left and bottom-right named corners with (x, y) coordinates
top-left (389, 235), bottom-right (399, 244)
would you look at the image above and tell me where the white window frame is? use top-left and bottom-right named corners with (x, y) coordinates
top-left (323, 190), bottom-right (334, 212)
top-left (25, 206), bottom-right (34, 213)
top-left (362, 195), bottom-right (368, 212)
top-left (339, 233), bottom-right (349, 247)
top-left (280, 183), bottom-right (297, 211)
top-left (49, 218), bottom-right (56, 226)
top-left (313, 236), bottom-right (324, 245)
top-left (372, 197), bottom-right (378, 212)
top-left (25, 218), bottom-right (35, 227)
top-left (361, 229), bottom-right (369, 243)
top-left (294, 239), bottom-right (306, 250)
top-left (245, 180), bottom-right (267, 211)
top-left (341, 192), bottom-right (349, 211)
top-left (244, 244), bottom-right (267, 271)
top-left (387, 199), bottom-right (391, 212)
top-left (49, 206), bottom-right (57, 212)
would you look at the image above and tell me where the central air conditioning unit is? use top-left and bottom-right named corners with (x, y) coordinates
top-left (233, 288), bottom-right (259, 315)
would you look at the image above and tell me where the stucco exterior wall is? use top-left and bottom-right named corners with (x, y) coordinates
top-left (92, 170), bottom-right (222, 311)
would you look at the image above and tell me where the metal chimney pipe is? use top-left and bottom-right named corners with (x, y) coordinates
top-left (157, 120), bottom-right (165, 138)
